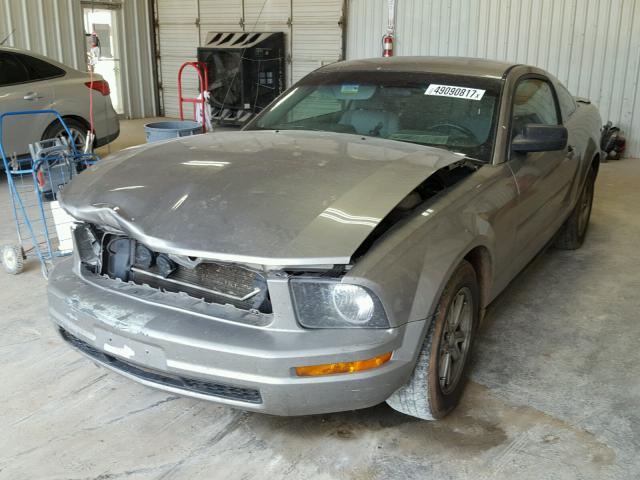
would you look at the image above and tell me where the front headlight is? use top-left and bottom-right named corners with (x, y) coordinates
top-left (290, 278), bottom-right (389, 328)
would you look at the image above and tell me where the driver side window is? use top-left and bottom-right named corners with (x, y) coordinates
top-left (511, 79), bottom-right (559, 138)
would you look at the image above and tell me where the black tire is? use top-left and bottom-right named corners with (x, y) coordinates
top-left (386, 260), bottom-right (480, 420)
top-left (554, 168), bottom-right (596, 250)
top-left (42, 117), bottom-right (89, 152)
top-left (1, 244), bottom-right (25, 275)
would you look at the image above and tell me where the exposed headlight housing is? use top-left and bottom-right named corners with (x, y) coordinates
top-left (290, 278), bottom-right (389, 328)
top-left (73, 223), bottom-right (101, 268)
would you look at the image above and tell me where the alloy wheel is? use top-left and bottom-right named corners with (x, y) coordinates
top-left (57, 127), bottom-right (87, 152)
top-left (438, 287), bottom-right (473, 394)
top-left (577, 178), bottom-right (594, 236)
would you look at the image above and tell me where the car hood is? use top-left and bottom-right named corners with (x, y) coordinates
top-left (60, 130), bottom-right (462, 265)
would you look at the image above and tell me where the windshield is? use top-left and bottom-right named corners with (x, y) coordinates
top-left (248, 71), bottom-right (503, 162)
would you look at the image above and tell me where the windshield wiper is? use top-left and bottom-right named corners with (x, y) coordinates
top-left (272, 124), bottom-right (323, 131)
top-left (387, 138), bottom-right (435, 147)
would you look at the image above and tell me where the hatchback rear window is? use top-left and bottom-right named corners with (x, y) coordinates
top-left (0, 52), bottom-right (30, 86)
top-left (16, 53), bottom-right (66, 81)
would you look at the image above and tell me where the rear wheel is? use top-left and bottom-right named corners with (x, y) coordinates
top-left (555, 168), bottom-right (595, 250)
top-left (42, 117), bottom-right (89, 152)
top-left (386, 260), bottom-right (479, 420)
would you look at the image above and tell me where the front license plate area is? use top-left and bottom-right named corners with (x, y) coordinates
top-left (94, 328), bottom-right (167, 370)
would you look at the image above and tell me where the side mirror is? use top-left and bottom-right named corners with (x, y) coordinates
top-left (512, 124), bottom-right (568, 153)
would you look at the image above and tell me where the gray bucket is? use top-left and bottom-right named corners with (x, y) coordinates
top-left (144, 120), bottom-right (203, 143)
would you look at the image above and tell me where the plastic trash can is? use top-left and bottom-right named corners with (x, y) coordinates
top-left (144, 120), bottom-right (203, 143)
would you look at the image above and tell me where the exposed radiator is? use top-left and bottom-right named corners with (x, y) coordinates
top-left (131, 261), bottom-right (270, 313)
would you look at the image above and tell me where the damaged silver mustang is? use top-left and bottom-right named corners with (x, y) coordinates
top-left (49, 57), bottom-right (602, 420)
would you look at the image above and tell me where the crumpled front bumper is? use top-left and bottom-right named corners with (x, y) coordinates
top-left (48, 258), bottom-right (428, 416)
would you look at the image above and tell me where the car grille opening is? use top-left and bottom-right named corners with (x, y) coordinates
top-left (77, 225), bottom-right (272, 313)
top-left (130, 261), bottom-right (270, 312)
top-left (59, 328), bottom-right (262, 404)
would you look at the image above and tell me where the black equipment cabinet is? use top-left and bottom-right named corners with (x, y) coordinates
top-left (197, 32), bottom-right (285, 126)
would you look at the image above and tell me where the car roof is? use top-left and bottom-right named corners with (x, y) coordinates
top-left (0, 45), bottom-right (73, 71)
top-left (0, 45), bottom-right (35, 55)
top-left (318, 56), bottom-right (517, 79)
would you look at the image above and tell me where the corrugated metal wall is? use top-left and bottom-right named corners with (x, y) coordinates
top-left (1, 0), bottom-right (85, 69)
top-left (0, 0), bottom-right (157, 118)
top-left (119, 0), bottom-right (158, 117)
top-left (347, 0), bottom-right (640, 157)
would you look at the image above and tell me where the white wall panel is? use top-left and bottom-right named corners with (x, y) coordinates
top-left (244, 0), bottom-right (289, 28)
top-left (155, 0), bottom-right (199, 117)
top-left (120, 0), bottom-right (158, 118)
top-left (1, 0), bottom-right (84, 69)
top-left (347, 0), bottom-right (640, 157)
top-left (291, 0), bottom-right (343, 83)
top-left (199, 0), bottom-right (243, 36)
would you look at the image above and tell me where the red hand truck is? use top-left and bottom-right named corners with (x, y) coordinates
top-left (177, 61), bottom-right (209, 133)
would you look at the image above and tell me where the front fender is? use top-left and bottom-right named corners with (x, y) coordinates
top-left (346, 191), bottom-right (499, 327)
top-left (345, 164), bottom-right (517, 329)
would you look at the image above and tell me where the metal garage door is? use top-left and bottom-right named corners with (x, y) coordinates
top-left (155, 0), bottom-right (344, 118)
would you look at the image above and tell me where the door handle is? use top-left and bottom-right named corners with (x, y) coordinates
top-left (567, 145), bottom-right (575, 153)
top-left (23, 92), bottom-right (43, 101)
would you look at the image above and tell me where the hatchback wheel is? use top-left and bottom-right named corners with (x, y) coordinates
top-left (42, 118), bottom-right (89, 152)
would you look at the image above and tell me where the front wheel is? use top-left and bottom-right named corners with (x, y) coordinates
top-left (555, 168), bottom-right (595, 250)
top-left (386, 260), bottom-right (479, 420)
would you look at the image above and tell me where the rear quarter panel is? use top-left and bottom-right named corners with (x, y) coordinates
top-left (566, 102), bottom-right (602, 200)
top-left (49, 72), bottom-right (118, 140)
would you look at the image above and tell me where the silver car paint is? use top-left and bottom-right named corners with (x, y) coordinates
top-left (48, 58), bottom-right (602, 415)
top-left (0, 46), bottom-right (119, 156)
top-left (48, 257), bottom-right (426, 415)
top-left (59, 130), bottom-right (465, 267)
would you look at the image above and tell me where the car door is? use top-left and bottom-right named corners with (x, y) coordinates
top-left (507, 76), bottom-right (575, 261)
top-left (0, 51), bottom-right (55, 158)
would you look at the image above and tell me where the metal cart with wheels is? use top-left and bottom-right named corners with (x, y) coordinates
top-left (0, 110), bottom-right (99, 277)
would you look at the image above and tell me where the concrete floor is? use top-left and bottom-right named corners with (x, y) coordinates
top-left (0, 120), bottom-right (638, 479)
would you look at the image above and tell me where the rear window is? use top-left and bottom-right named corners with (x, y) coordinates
top-left (16, 53), bottom-right (66, 81)
top-left (0, 52), bottom-right (30, 86)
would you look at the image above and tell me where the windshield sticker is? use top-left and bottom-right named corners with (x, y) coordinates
top-left (425, 84), bottom-right (486, 100)
top-left (341, 84), bottom-right (360, 95)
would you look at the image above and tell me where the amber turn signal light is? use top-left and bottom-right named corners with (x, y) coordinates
top-left (295, 352), bottom-right (392, 377)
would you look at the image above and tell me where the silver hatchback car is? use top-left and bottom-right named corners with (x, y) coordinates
top-left (0, 46), bottom-right (119, 157)
top-left (49, 57), bottom-right (601, 420)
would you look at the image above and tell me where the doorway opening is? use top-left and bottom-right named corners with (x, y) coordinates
top-left (83, 6), bottom-right (123, 114)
